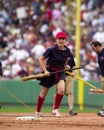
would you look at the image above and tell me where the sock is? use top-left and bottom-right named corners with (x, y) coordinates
top-left (36, 95), bottom-right (45, 112)
top-left (53, 93), bottom-right (64, 110)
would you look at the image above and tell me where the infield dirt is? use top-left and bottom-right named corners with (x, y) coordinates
top-left (0, 113), bottom-right (104, 130)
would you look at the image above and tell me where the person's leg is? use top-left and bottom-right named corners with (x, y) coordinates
top-left (53, 88), bottom-right (74, 111)
top-left (102, 83), bottom-right (104, 111)
top-left (97, 76), bottom-right (104, 117)
top-left (68, 93), bottom-right (77, 115)
top-left (53, 80), bottom-right (65, 116)
top-left (68, 93), bottom-right (74, 111)
top-left (65, 76), bottom-right (77, 115)
top-left (36, 86), bottom-right (50, 118)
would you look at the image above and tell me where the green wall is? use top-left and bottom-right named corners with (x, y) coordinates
top-left (0, 80), bottom-right (103, 108)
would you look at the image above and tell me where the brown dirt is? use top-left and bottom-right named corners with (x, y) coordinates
top-left (0, 113), bottom-right (104, 130)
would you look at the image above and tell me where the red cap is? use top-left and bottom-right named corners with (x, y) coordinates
top-left (56, 32), bottom-right (66, 39)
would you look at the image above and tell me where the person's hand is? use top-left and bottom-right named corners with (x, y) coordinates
top-left (65, 65), bottom-right (70, 70)
top-left (44, 70), bottom-right (50, 76)
top-left (70, 72), bottom-right (75, 77)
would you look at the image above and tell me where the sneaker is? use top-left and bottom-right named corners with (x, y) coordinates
top-left (52, 109), bottom-right (61, 117)
top-left (35, 112), bottom-right (41, 119)
top-left (97, 110), bottom-right (104, 117)
top-left (69, 109), bottom-right (78, 115)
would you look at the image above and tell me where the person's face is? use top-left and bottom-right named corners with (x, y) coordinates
top-left (91, 45), bottom-right (99, 53)
top-left (56, 37), bottom-right (66, 47)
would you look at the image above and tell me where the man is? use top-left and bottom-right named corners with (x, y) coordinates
top-left (0, 59), bottom-right (2, 109)
top-left (90, 41), bottom-right (104, 117)
top-left (65, 54), bottom-right (78, 115)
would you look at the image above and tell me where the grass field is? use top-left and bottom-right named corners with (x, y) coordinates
top-left (0, 105), bottom-right (100, 113)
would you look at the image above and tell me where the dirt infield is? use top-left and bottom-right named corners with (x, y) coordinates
top-left (0, 113), bottom-right (104, 130)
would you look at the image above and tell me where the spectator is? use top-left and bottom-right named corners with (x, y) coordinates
top-left (0, 0), bottom-right (104, 81)
top-left (93, 26), bottom-right (104, 44)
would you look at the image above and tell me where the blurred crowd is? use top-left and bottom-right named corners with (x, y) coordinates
top-left (0, 0), bottom-right (104, 81)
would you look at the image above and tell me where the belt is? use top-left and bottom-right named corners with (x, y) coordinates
top-left (47, 64), bottom-right (63, 79)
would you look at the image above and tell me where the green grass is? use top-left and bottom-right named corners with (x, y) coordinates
top-left (0, 105), bottom-right (99, 113)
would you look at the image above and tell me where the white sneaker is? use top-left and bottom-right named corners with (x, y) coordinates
top-left (97, 110), bottom-right (104, 117)
top-left (52, 109), bottom-right (61, 117)
top-left (35, 112), bottom-right (41, 119)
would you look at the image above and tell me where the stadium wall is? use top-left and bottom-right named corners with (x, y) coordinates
top-left (0, 80), bottom-right (103, 108)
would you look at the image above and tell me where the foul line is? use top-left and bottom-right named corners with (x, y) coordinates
top-left (0, 85), bottom-right (34, 112)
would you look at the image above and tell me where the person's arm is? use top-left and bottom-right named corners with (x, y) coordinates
top-left (67, 53), bottom-right (75, 77)
top-left (39, 55), bottom-right (50, 76)
top-left (0, 61), bottom-right (2, 76)
top-left (69, 69), bottom-right (75, 77)
top-left (64, 58), bottom-right (70, 70)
